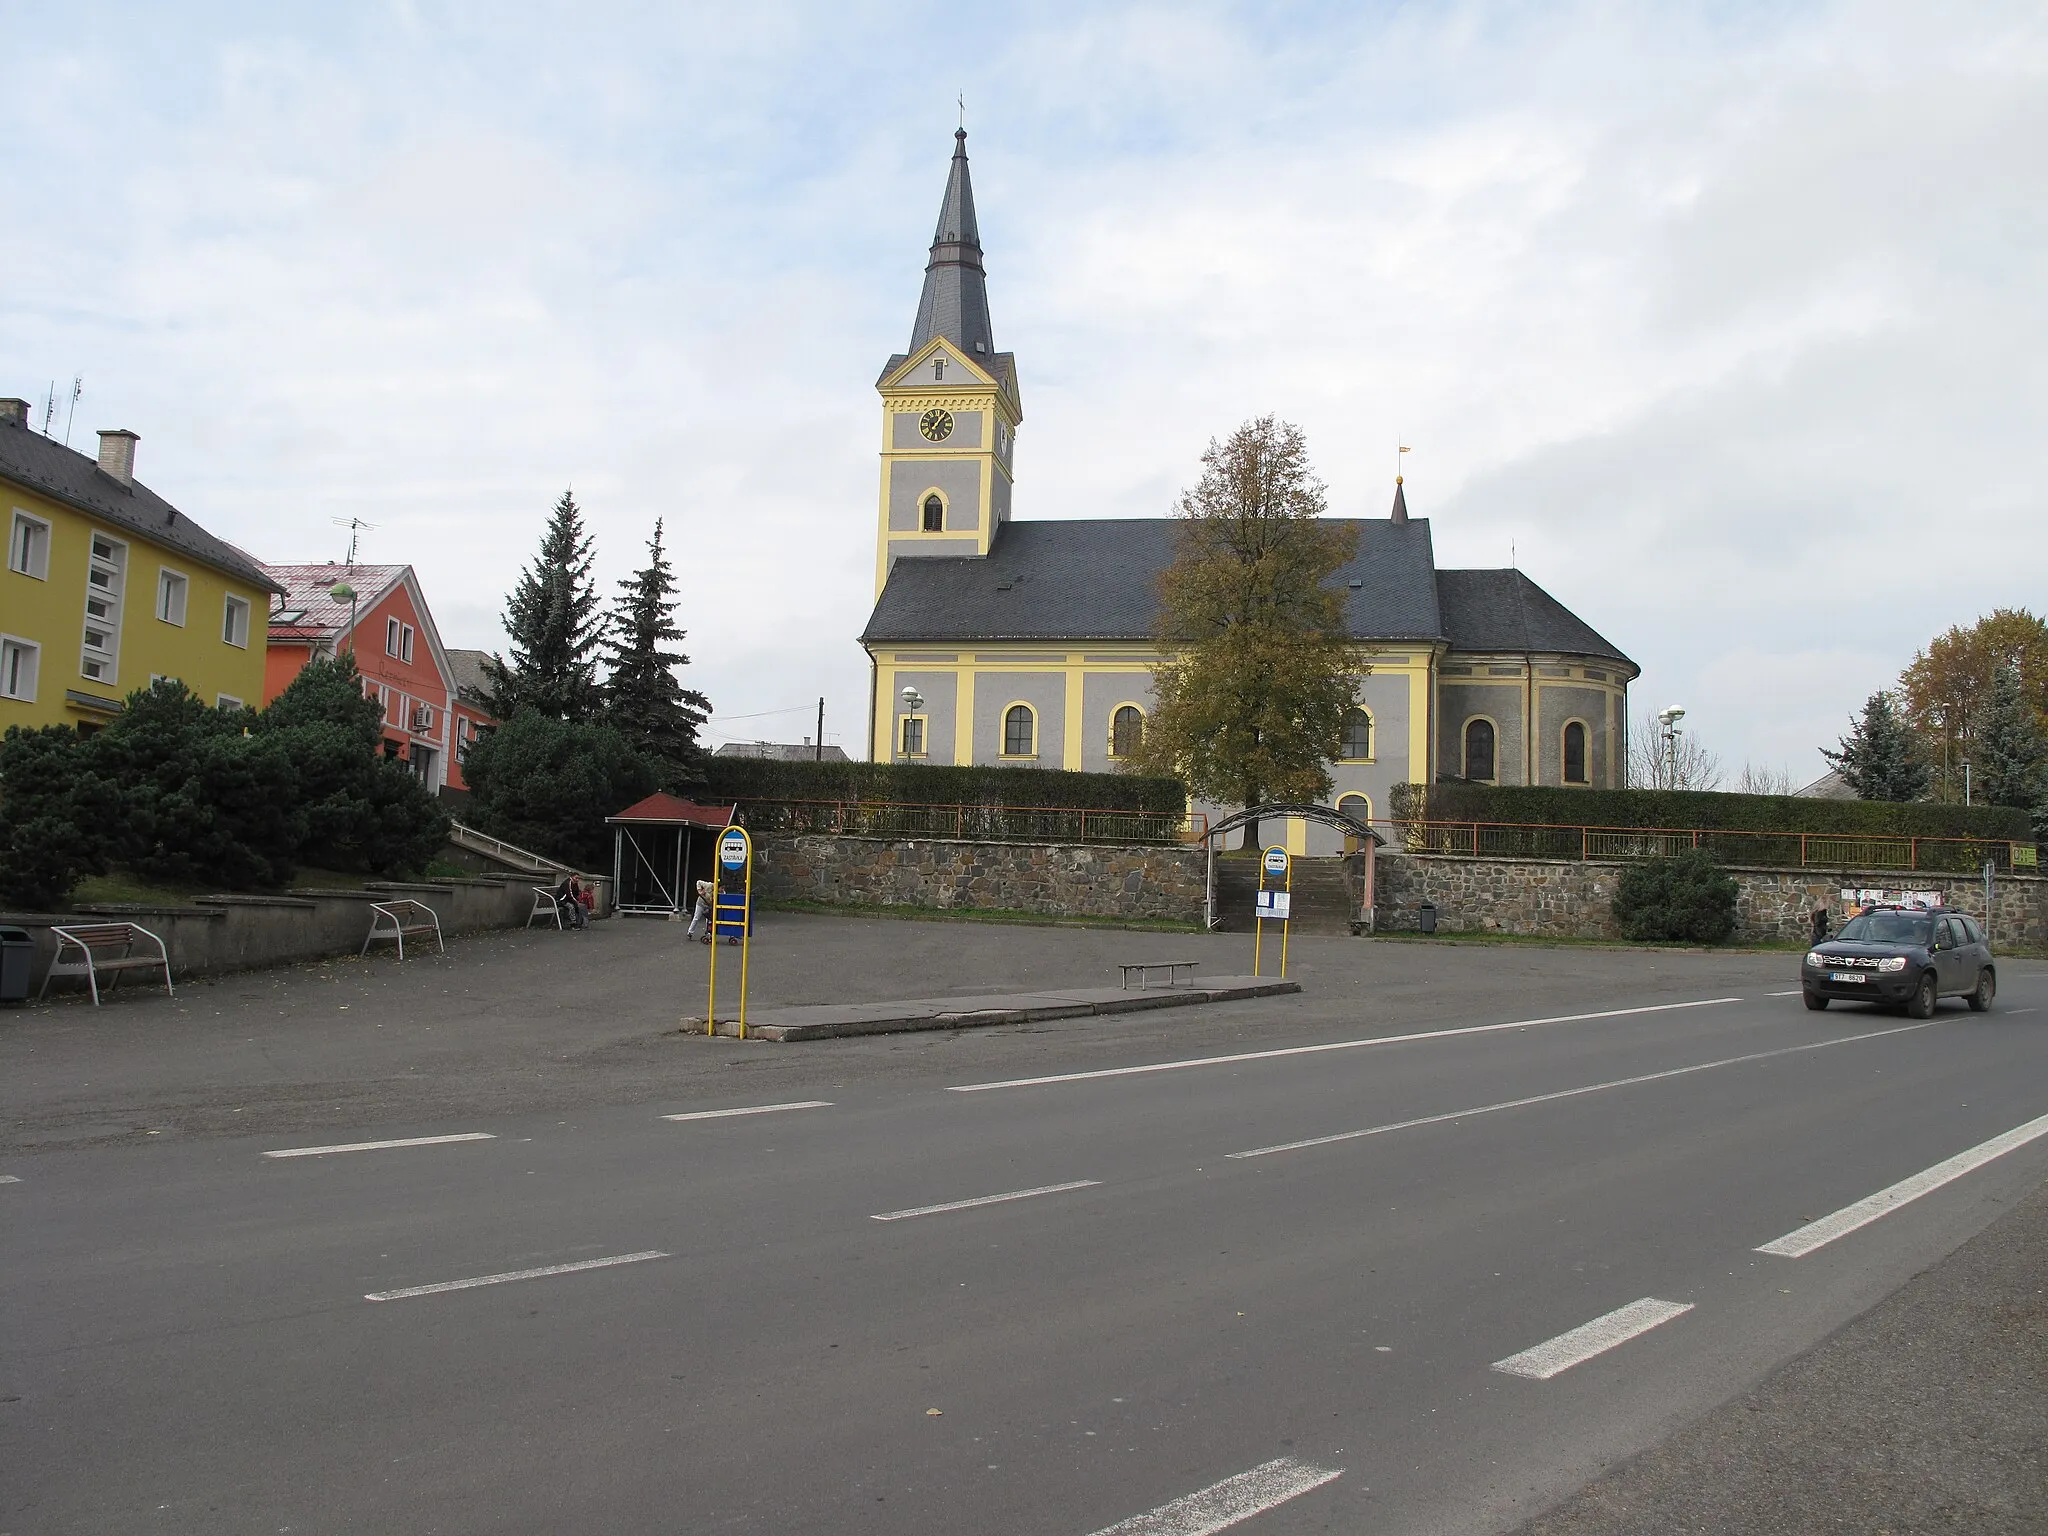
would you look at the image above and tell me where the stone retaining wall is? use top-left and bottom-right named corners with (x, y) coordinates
top-left (1374, 851), bottom-right (2046, 949)
top-left (753, 834), bottom-right (1207, 924)
top-left (2, 877), bottom-right (555, 997)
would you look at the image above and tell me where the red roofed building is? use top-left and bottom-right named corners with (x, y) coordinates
top-left (262, 563), bottom-right (496, 794)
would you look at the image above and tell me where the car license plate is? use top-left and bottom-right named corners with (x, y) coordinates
top-left (1829, 972), bottom-right (1866, 984)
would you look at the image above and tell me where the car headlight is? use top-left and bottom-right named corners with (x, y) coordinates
top-left (1878, 956), bottom-right (1908, 972)
top-left (1805, 951), bottom-right (1824, 967)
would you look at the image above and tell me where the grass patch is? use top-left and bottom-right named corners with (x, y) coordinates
top-left (756, 897), bottom-right (1202, 934)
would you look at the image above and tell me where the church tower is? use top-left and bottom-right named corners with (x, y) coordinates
top-left (873, 129), bottom-right (1023, 597)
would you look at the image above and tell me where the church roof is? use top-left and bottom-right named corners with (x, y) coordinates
top-left (907, 129), bottom-right (997, 361)
top-left (862, 517), bottom-right (1447, 645)
top-left (863, 517), bottom-right (1635, 666)
top-left (1433, 568), bottom-right (1634, 665)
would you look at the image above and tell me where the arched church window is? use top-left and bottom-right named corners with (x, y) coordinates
top-left (1336, 793), bottom-right (1372, 852)
top-left (1110, 705), bottom-right (1144, 758)
top-left (1003, 704), bottom-right (1035, 757)
top-left (1563, 721), bottom-right (1589, 784)
top-left (1340, 708), bottom-right (1372, 761)
top-left (922, 494), bottom-right (944, 532)
top-left (1464, 718), bottom-right (1496, 782)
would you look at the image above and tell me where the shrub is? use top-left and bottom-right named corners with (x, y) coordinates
top-left (692, 757), bottom-right (1186, 815)
top-left (1612, 850), bottom-right (1738, 944)
top-left (0, 725), bottom-right (123, 909)
top-left (460, 711), bottom-right (657, 869)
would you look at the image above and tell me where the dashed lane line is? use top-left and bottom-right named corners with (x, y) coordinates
top-left (1228, 1020), bottom-right (1939, 1160)
top-left (263, 1132), bottom-right (495, 1159)
top-left (950, 997), bottom-right (1745, 1094)
top-left (663, 1101), bottom-right (833, 1122)
top-left (1083, 1456), bottom-right (1343, 1536)
top-left (0, 1175), bottom-right (19, 1184)
top-left (365, 1250), bottom-right (669, 1302)
top-left (872, 1179), bottom-right (1101, 1222)
top-left (1757, 1108), bottom-right (2048, 1258)
top-left (1492, 1298), bottom-right (1695, 1381)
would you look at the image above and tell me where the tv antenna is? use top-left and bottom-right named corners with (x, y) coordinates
top-left (40, 383), bottom-right (56, 437)
top-left (332, 516), bottom-right (378, 564)
top-left (62, 377), bottom-right (83, 447)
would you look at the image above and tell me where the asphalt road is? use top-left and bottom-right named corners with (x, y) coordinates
top-left (4, 917), bottom-right (2047, 1534)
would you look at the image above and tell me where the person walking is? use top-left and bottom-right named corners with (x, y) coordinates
top-left (1810, 904), bottom-right (1829, 944)
top-left (685, 878), bottom-right (715, 944)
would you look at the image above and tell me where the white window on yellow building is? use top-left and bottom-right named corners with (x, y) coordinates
top-left (222, 594), bottom-right (251, 648)
top-left (216, 693), bottom-right (244, 711)
top-left (1, 636), bottom-right (39, 701)
top-left (81, 533), bottom-right (127, 684)
top-left (9, 511), bottom-right (50, 579)
top-left (156, 567), bottom-right (189, 625)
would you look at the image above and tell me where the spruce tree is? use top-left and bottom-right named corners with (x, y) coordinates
top-left (1821, 690), bottom-right (1929, 802)
top-left (601, 518), bottom-right (710, 779)
top-left (1122, 416), bottom-right (1361, 848)
top-left (484, 489), bottom-right (605, 722)
top-left (1974, 664), bottom-right (2047, 812)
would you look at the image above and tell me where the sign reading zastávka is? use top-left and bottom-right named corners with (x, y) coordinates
top-left (718, 828), bottom-right (750, 870)
top-left (1261, 846), bottom-right (1289, 876)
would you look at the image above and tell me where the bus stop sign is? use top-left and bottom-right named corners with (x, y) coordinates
top-left (718, 829), bottom-right (748, 870)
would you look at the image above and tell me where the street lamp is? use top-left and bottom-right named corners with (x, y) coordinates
top-left (328, 580), bottom-right (358, 654)
top-left (1656, 705), bottom-right (1686, 788)
top-left (898, 686), bottom-right (925, 762)
top-left (1961, 758), bottom-right (1972, 807)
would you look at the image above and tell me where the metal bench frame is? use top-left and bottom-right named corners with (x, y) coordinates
top-left (38, 922), bottom-right (174, 1005)
top-left (361, 900), bottom-right (445, 960)
top-left (1119, 959), bottom-right (1198, 990)
top-left (527, 887), bottom-right (564, 930)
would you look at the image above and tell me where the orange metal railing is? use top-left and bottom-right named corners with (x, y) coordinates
top-left (732, 798), bottom-right (1207, 847)
top-left (1387, 818), bottom-right (2034, 874)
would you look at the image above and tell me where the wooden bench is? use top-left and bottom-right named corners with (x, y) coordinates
top-left (527, 887), bottom-right (563, 930)
top-left (1118, 959), bottom-right (1197, 990)
top-left (38, 922), bottom-right (174, 1005)
top-left (361, 900), bottom-right (444, 960)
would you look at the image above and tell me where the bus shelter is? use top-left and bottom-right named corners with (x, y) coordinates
top-left (606, 794), bottom-right (738, 916)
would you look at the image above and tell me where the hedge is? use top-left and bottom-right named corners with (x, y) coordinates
top-left (693, 758), bottom-right (1187, 815)
top-left (1389, 782), bottom-right (2032, 842)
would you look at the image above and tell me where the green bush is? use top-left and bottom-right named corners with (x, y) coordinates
top-left (1390, 782), bottom-right (2031, 842)
top-left (459, 711), bottom-right (657, 869)
top-left (1612, 850), bottom-right (1738, 944)
top-left (692, 757), bottom-right (1187, 815)
top-left (0, 726), bottom-right (124, 909)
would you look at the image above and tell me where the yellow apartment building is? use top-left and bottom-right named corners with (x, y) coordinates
top-left (1, 398), bottom-right (279, 733)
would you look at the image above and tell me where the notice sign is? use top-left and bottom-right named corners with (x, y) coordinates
top-left (719, 829), bottom-right (749, 870)
top-left (1256, 890), bottom-right (1292, 920)
top-left (1262, 847), bottom-right (1289, 876)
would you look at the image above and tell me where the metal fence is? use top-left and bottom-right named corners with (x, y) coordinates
top-left (1394, 820), bottom-right (2036, 874)
top-left (734, 798), bottom-right (1207, 847)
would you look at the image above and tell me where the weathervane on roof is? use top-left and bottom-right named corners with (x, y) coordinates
top-left (1395, 441), bottom-right (1408, 485)
top-left (958, 93), bottom-right (966, 130)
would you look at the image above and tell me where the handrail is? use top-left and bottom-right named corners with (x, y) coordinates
top-left (448, 820), bottom-right (570, 873)
top-left (1381, 818), bottom-right (2034, 874)
top-left (730, 797), bottom-right (1208, 846)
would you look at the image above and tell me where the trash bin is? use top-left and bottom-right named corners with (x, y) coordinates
top-left (1418, 902), bottom-right (1438, 935)
top-left (0, 926), bottom-right (34, 1005)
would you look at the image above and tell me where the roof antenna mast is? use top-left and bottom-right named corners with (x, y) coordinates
top-left (62, 376), bottom-right (83, 447)
top-left (332, 515), bottom-right (379, 565)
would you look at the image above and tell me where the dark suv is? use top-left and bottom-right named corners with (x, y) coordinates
top-left (1803, 905), bottom-right (1995, 1017)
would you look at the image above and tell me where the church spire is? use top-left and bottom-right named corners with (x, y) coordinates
top-left (1390, 475), bottom-right (1409, 524)
top-left (909, 129), bottom-right (995, 358)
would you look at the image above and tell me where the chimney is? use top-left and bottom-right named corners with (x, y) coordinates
top-left (0, 398), bottom-right (28, 428)
top-left (97, 429), bottom-right (139, 487)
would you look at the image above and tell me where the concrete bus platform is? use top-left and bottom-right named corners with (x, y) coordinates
top-left (685, 974), bottom-right (1300, 1040)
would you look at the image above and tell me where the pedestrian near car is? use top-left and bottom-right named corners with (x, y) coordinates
top-left (1810, 905), bottom-right (1829, 944)
top-left (685, 879), bottom-right (715, 944)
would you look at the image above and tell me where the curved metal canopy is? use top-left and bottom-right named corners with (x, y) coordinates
top-left (1204, 802), bottom-right (1384, 846)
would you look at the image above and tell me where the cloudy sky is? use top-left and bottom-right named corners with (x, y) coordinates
top-left (8, 1), bottom-right (2043, 779)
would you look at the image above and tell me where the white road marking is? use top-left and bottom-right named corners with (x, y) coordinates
top-left (364, 1250), bottom-right (668, 1301)
top-left (263, 1132), bottom-right (495, 1159)
top-left (0, 1175), bottom-right (20, 1184)
top-left (1084, 1456), bottom-right (1343, 1535)
top-left (1229, 1021), bottom-right (1937, 1159)
top-left (662, 1100), bottom-right (833, 1122)
top-left (1757, 1108), bottom-right (2048, 1258)
top-left (1766, 990), bottom-right (1802, 996)
top-left (951, 997), bottom-right (1743, 1093)
top-left (872, 1179), bottom-right (1102, 1222)
top-left (1492, 1297), bottom-right (1694, 1380)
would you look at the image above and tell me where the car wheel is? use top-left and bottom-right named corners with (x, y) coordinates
top-left (1802, 991), bottom-right (1829, 1011)
top-left (1967, 970), bottom-right (1996, 1012)
top-left (1906, 971), bottom-right (1937, 1019)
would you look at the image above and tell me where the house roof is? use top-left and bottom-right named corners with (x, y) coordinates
top-left (606, 793), bottom-right (737, 828)
top-left (712, 741), bottom-right (852, 762)
top-left (443, 647), bottom-right (493, 702)
top-left (263, 564), bottom-right (407, 641)
top-left (1433, 569), bottom-right (1635, 666)
top-left (0, 417), bottom-right (282, 593)
top-left (862, 517), bottom-right (1447, 645)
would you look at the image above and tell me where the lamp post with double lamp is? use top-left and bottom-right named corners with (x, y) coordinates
top-left (1657, 704), bottom-right (1687, 788)
top-left (898, 685), bottom-right (925, 761)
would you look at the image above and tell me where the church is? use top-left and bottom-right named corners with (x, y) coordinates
top-left (860, 130), bottom-right (1637, 854)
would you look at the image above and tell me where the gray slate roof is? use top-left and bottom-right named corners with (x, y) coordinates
top-left (1433, 569), bottom-right (1633, 665)
top-left (863, 517), bottom-right (1634, 666)
top-left (863, 518), bottom-right (1447, 645)
top-left (444, 647), bottom-right (494, 702)
top-left (0, 418), bottom-right (282, 593)
top-left (907, 129), bottom-right (997, 361)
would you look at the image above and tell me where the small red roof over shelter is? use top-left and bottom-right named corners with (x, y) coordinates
top-left (606, 794), bottom-right (737, 829)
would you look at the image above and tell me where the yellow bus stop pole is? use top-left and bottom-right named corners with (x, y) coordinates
top-left (1280, 857), bottom-right (1293, 978)
top-left (737, 831), bottom-right (753, 1038)
top-left (706, 862), bottom-right (720, 1035)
